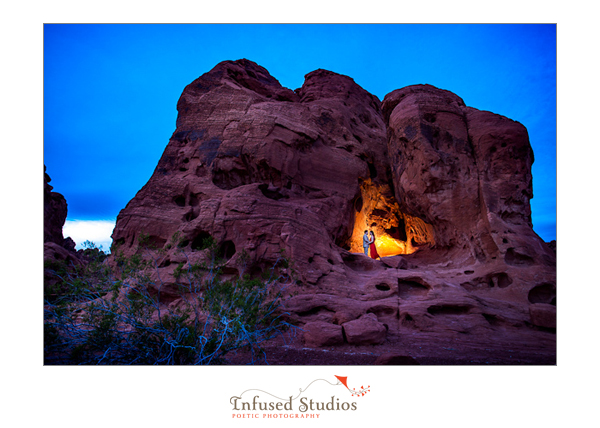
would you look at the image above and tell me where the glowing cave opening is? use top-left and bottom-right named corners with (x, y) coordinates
top-left (347, 180), bottom-right (435, 257)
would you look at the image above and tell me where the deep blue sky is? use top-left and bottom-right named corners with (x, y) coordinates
top-left (44, 24), bottom-right (556, 243)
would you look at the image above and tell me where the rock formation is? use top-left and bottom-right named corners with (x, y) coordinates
top-left (44, 166), bottom-right (82, 288)
top-left (44, 165), bottom-right (68, 247)
top-left (110, 59), bottom-right (556, 362)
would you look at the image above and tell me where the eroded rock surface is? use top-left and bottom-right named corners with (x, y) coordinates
top-left (110, 59), bottom-right (556, 362)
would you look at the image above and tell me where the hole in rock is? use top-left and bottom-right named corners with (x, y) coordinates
top-left (189, 193), bottom-right (199, 206)
top-left (367, 162), bottom-right (377, 178)
top-left (375, 283), bottom-right (391, 291)
top-left (528, 283), bottom-right (556, 305)
top-left (505, 248), bottom-right (534, 266)
top-left (495, 272), bottom-right (512, 288)
top-left (184, 209), bottom-right (199, 222)
top-left (191, 231), bottom-right (213, 251)
top-left (218, 240), bottom-right (236, 260)
top-left (460, 272), bottom-right (512, 290)
top-left (174, 195), bottom-right (186, 207)
top-left (259, 183), bottom-right (286, 200)
top-left (296, 306), bottom-right (333, 317)
top-left (246, 262), bottom-right (273, 279)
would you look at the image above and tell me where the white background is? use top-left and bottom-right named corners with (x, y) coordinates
top-left (2, 1), bottom-right (597, 427)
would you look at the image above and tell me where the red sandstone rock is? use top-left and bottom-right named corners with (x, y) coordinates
top-left (342, 313), bottom-right (387, 345)
top-left (44, 166), bottom-right (84, 284)
top-left (108, 60), bottom-right (556, 360)
top-left (111, 59), bottom-right (388, 290)
top-left (380, 255), bottom-right (409, 270)
top-left (303, 321), bottom-right (344, 347)
top-left (44, 242), bottom-right (82, 267)
top-left (44, 165), bottom-right (68, 246)
top-left (529, 303), bottom-right (556, 329)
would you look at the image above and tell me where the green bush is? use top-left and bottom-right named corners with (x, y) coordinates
top-left (44, 236), bottom-right (296, 365)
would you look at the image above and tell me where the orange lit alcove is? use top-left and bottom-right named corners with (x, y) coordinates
top-left (346, 180), bottom-right (435, 257)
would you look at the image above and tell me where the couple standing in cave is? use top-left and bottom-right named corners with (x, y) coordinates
top-left (362, 230), bottom-right (380, 259)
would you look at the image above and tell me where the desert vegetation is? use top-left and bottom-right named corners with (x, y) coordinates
top-left (44, 235), bottom-right (296, 365)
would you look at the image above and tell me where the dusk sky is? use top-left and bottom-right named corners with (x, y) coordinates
top-left (44, 24), bottom-right (556, 249)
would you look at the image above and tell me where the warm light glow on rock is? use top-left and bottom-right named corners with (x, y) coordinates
top-left (347, 179), bottom-right (434, 257)
top-left (373, 233), bottom-right (410, 257)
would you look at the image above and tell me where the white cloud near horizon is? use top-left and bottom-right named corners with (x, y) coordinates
top-left (63, 220), bottom-right (116, 251)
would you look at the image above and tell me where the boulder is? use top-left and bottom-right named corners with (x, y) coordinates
top-left (303, 321), bottom-right (344, 348)
top-left (342, 313), bottom-right (387, 345)
top-left (380, 255), bottom-right (408, 270)
top-left (529, 303), bottom-right (556, 329)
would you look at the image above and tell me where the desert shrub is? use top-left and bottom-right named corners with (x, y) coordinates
top-left (81, 240), bottom-right (109, 262)
top-left (44, 244), bottom-right (112, 305)
top-left (44, 236), bottom-right (295, 365)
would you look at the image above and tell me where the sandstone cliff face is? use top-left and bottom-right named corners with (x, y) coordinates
top-left (382, 85), bottom-right (554, 267)
top-left (111, 59), bottom-right (556, 350)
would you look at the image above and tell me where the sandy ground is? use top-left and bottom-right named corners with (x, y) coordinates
top-left (225, 328), bottom-right (556, 365)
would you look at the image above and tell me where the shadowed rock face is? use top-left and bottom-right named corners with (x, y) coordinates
top-left (44, 165), bottom-right (68, 246)
top-left (111, 59), bottom-right (556, 353)
top-left (382, 85), bottom-right (554, 267)
top-left (44, 166), bottom-right (82, 290)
